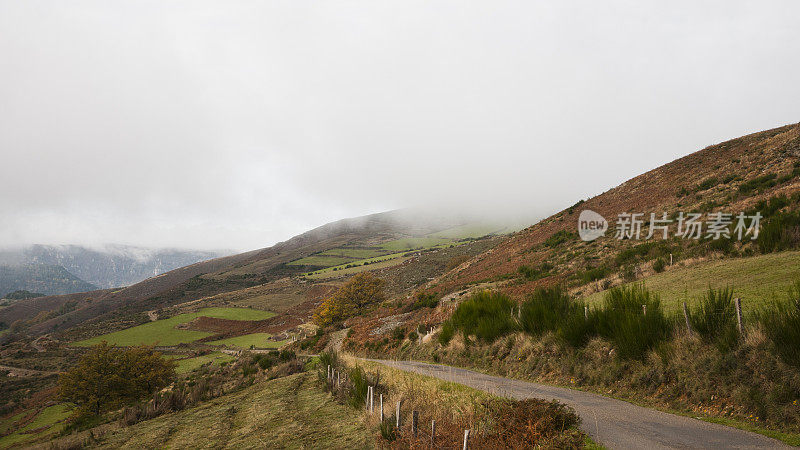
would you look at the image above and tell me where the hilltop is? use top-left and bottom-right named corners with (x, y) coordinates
top-left (424, 122), bottom-right (800, 299)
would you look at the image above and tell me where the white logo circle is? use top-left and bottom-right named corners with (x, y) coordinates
top-left (578, 210), bottom-right (608, 241)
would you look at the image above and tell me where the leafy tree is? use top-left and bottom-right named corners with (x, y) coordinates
top-left (59, 342), bottom-right (176, 417)
top-left (313, 273), bottom-right (386, 327)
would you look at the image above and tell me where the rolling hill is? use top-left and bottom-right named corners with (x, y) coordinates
top-left (0, 210), bottom-right (513, 338)
top-left (425, 122), bottom-right (800, 300)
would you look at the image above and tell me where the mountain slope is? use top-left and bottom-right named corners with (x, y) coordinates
top-left (427, 122), bottom-right (800, 297)
top-left (0, 209), bottom-right (504, 336)
top-left (0, 264), bottom-right (97, 297)
top-left (0, 245), bottom-right (227, 289)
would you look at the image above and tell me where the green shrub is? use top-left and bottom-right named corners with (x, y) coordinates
top-left (450, 291), bottom-right (517, 342)
top-left (739, 173), bottom-right (777, 194)
top-left (391, 327), bottom-right (406, 341)
top-left (558, 308), bottom-right (595, 347)
top-left (347, 366), bottom-right (369, 409)
top-left (380, 416), bottom-right (397, 441)
top-left (438, 321), bottom-right (455, 345)
top-left (595, 285), bottom-right (673, 359)
top-left (696, 177), bottom-right (717, 192)
top-left (408, 292), bottom-right (439, 310)
top-left (518, 263), bottom-right (554, 281)
top-left (519, 287), bottom-right (594, 347)
top-left (689, 287), bottom-right (739, 352)
top-left (579, 265), bottom-right (610, 283)
top-left (652, 258), bottom-right (666, 273)
top-left (545, 230), bottom-right (577, 248)
top-left (318, 351), bottom-right (339, 372)
top-left (520, 287), bottom-right (573, 336)
top-left (758, 282), bottom-right (800, 368)
top-left (757, 210), bottom-right (800, 253)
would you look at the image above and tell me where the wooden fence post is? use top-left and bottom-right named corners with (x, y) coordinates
top-left (380, 394), bottom-right (383, 420)
top-left (431, 420), bottom-right (436, 444)
top-left (327, 365), bottom-right (330, 381)
top-left (370, 387), bottom-right (374, 413)
top-left (584, 306), bottom-right (588, 320)
top-left (337, 371), bottom-right (340, 388)
top-left (463, 429), bottom-right (470, 450)
top-left (396, 401), bottom-right (401, 429)
top-left (682, 302), bottom-right (693, 335)
top-left (412, 410), bottom-right (418, 436)
top-left (735, 298), bottom-right (743, 334)
top-left (642, 304), bottom-right (647, 315)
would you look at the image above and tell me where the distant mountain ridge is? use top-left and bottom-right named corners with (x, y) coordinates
top-left (0, 245), bottom-right (228, 291)
top-left (0, 263), bottom-right (98, 297)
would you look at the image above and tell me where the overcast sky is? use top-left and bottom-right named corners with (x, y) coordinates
top-left (1, 1), bottom-right (799, 252)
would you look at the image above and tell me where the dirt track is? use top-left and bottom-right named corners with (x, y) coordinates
top-left (366, 359), bottom-right (789, 449)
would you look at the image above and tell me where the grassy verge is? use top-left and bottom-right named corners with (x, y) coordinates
top-left (582, 251), bottom-right (800, 314)
top-left (73, 307), bottom-right (275, 347)
top-left (337, 354), bottom-right (586, 448)
top-left (88, 372), bottom-right (373, 449)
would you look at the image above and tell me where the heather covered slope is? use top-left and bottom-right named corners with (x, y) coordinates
top-left (427, 122), bottom-right (800, 297)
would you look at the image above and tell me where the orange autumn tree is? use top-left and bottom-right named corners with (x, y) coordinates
top-left (313, 273), bottom-right (386, 327)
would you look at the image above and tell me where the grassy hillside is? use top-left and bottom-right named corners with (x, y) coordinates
top-left (73, 307), bottom-right (275, 347)
top-left (88, 372), bottom-right (373, 449)
top-left (582, 251), bottom-right (800, 314)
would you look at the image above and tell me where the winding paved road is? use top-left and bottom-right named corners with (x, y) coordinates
top-left (365, 359), bottom-right (790, 449)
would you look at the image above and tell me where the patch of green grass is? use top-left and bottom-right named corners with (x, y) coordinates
top-left (207, 333), bottom-right (287, 349)
top-left (287, 255), bottom-right (357, 267)
top-left (581, 251), bottom-right (800, 314)
top-left (0, 404), bottom-right (70, 448)
top-left (318, 248), bottom-right (390, 259)
top-left (88, 372), bottom-right (373, 449)
top-left (73, 307), bottom-right (276, 347)
top-left (173, 352), bottom-right (236, 374)
top-left (304, 254), bottom-right (413, 280)
top-left (0, 411), bottom-right (26, 435)
top-left (380, 237), bottom-right (452, 251)
top-left (700, 416), bottom-right (800, 447)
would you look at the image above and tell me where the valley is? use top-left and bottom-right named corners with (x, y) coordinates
top-left (1, 124), bottom-right (800, 448)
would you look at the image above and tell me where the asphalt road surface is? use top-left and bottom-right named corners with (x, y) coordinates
top-left (365, 358), bottom-right (790, 449)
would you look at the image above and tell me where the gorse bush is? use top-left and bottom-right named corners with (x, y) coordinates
top-left (690, 287), bottom-right (739, 352)
top-left (758, 281), bottom-right (800, 368)
top-left (438, 321), bottom-right (455, 345)
top-left (407, 292), bottom-right (439, 310)
top-left (757, 210), bottom-right (800, 253)
top-left (520, 287), bottom-right (576, 337)
top-left (450, 291), bottom-right (516, 342)
top-left (347, 366), bottom-right (370, 409)
top-left (544, 230), bottom-right (576, 248)
top-left (517, 263), bottom-right (553, 281)
top-left (594, 284), bottom-right (673, 359)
